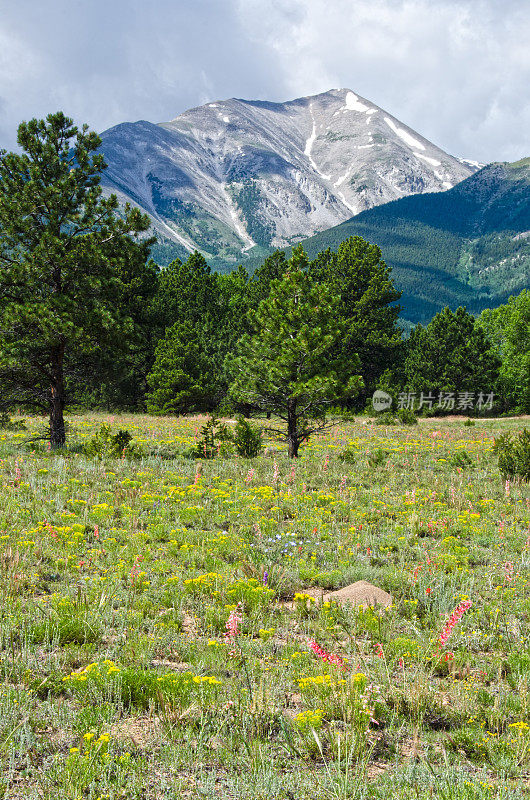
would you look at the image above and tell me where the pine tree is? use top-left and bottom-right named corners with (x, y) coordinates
top-left (405, 306), bottom-right (500, 398)
top-left (310, 236), bottom-right (402, 403)
top-left (248, 249), bottom-right (288, 306)
top-left (0, 112), bottom-right (152, 446)
top-left (146, 323), bottom-right (218, 414)
top-left (227, 246), bottom-right (362, 457)
top-left (154, 251), bottom-right (218, 329)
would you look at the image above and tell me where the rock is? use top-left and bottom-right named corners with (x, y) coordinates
top-left (323, 580), bottom-right (392, 609)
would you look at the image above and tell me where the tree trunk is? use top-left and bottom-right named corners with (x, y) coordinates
top-left (287, 398), bottom-right (299, 458)
top-left (50, 342), bottom-right (66, 449)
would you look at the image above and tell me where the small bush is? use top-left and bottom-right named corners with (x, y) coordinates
top-left (83, 425), bottom-right (139, 459)
top-left (494, 428), bottom-right (530, 481)
top-left (0, 412), bottom-right (26, 431)
top-left (450, 450), bottom-right (473, 469)
top-left (233, 416), bottom-right (263, 457)
top-left (374, 409), bottom-right (417, 425)
top-left (374, 411), bottom-right (396, 425)
top-left (369, 448), bottom-right (389, 467)
top-left (396, 407), bottom-right (418, 425)
top-left (328, 405), bottom-right (356, 421)
top-left (192, 415), bottom-right (233, 459)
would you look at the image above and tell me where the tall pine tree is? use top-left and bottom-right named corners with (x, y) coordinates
top-left (228, 246), bottom-right (362, 457)
top-left (0, 112), bottom-right (151, 445)
top-left (310, 236), bottom-right (402, 404)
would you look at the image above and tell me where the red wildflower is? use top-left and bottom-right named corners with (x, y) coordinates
top-left (438, 600), bottom-right (471, 646)
top-left (308, 639), bottom-right (345, 668)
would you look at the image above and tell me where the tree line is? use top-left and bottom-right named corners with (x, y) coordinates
top-left (0, 113), bottom-right (528, 453)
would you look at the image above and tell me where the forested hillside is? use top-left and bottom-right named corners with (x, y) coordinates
top-left (277, 159), bottom-right (530, 324)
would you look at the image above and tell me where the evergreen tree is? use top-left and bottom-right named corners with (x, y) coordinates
top-left (404, 306), bottom-right (500, 400)
top-left (479, 290), bottom-right (530, 412)
top-left (85, 256), bottom-right (161, 410)
top-left (154, 251), bottom-right (218, 329)
top-left (248, 250), bottom-right (288, 307)
top-left (227, 246), bottom-right (362, 457)
top-left (0, 112), bottom-right (151, 446)
top-left (310, 236), bottom-right (403, 403)
top-left (146, 322), bottom-right (219, 414)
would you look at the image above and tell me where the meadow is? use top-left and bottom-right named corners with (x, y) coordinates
top-left (0, 412), bottom-right (529, 800)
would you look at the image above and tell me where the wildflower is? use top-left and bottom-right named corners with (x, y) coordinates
top-left (129, 555), bottom-right (142, 586)
top-left (225, 602), bottom-right (242, 640)
top-left (245, 468), bottom-right (255, 484)
top-left (262, 571), bottom-right (268, 585)
top-left (374, 643), bottom-right (384, 658)
top-left (308, 639), bottom-right (345, 668)
top-left (425, 587), bottom-right (432, 595)
top-left (438, 599), bottom-right (472, 646)
top-left (272, 460), bottom-right (280, 484)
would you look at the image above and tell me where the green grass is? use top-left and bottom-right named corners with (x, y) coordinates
top-left (0, 412), bottom-right (529, 798)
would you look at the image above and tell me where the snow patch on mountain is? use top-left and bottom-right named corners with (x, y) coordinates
top-left (304, 104), bottom-right (331, 180)
top-left (414, 152), bottom-right (441, 167)
top-left (384, 117), bottom-right (426, 150)
top-left (343, 92), bottom-right (370, 113)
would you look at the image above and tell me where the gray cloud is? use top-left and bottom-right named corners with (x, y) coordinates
top-left (1, 0), bottom-right (529, 162)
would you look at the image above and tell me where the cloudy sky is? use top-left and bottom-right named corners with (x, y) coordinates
top-left (1, 0), bottom-right (529, 162)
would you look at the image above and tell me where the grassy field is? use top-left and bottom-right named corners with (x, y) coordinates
top-left (0, 413), bottom-right (529, 799)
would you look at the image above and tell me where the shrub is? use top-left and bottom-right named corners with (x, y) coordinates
top-left (373, 411), bottom-right (396, 425)
top-left (494, 428), bottom-right (530, 481)
top-left (338, 447), bottom-right (356, 464)
top-left (328, 405), bottom-right (356, 421)
top-left (396, 407), bottom-right (417, 425)
top-left (0, 412), bottom-right (26, 431)
top-left (192, 415), bottom-right (233, 459)
top-left (233, 416), bottom-right (263, 457)
top-left (369, 448), bottom-right (388, 467)
top-left (83, 425), bottom-right (139, 459)
top-left (374, 409), bottom-right (417, 425)
top-left (450, 450), bottom-right (473, 469)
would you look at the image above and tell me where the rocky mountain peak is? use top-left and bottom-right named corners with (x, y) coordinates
top-left (100, 89), bottom-right (476, 265)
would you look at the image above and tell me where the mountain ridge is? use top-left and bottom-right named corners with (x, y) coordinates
top-left (99, 88), bottom-right (475, 265)
top-left (284, 158), bottom-right (530, 325)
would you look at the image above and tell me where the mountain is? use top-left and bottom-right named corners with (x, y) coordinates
top-left (289, 158), bottom-right (530, 325)
top-left (99, 89), bottom-right (474, 266)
